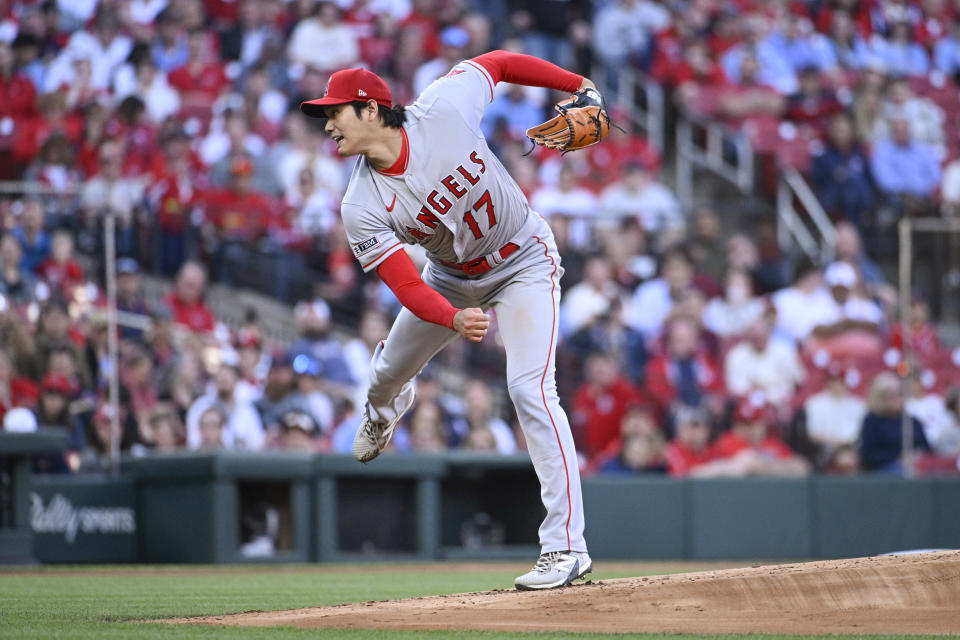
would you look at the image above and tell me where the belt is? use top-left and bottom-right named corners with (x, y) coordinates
top-left (437, 242), bottom-right (520, 277)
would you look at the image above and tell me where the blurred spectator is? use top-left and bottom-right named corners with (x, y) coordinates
top-left (0, 40), bottom-right (37, 122)
top-left (33, 298), bottom-right (92, 388)
top-left (0, 232), bottom-right (39, 304)
top-left (904, 371), bottom-right (958, 457)
top-left (113, 48), bottom-right (180, 124)
top-left (824, 9), bottom-right (873, 71)
top-left (564, 298), bottom-right (647, 387)
top-left (531, 164), bottom-right (598, 250)
top-left (599, 431), bottom-right (665, 474)
top-left (624, 246), bottom-right (695, 340)
top-left (481, 83), bottom-right (546, 143)
top-left (115, 258), bottom-right (152, 342)
top-left (195, 405), bottom-right (226, 450)
top-left (591, 0), bottom-right (670, 81)
top-left (286, 1), bottom-right (359, 73)
top-left (889, 293), bottom-right (942, 363)
top-left (802, 363), bottom-right (867, 457)
top-left (165, 260), bottom-right (217, 333)
top-left (12, 199), bottom-right (50, 273)
top-left (599, 160), bottom-right (684, 234)
top-left (413, 25), bottom-right (470, 96)
top-left (561, 255), bottom-right (621, 336)
top-left (809, 261), bottom-right (883, 357)
top-left (724, 312), bottom-right (805, 407)
top-left (44, 9), bottom-right (133, 93)
top-left (721, 15), bottom-right (798, 94)
top-left (36, 231), bottom-right (85, 298)
top-left (79, 137), bottom-right (146, 258)
top-left (276, 409), bottom-right (323, 452)
top-left (144, 406), bottom-right (184, 453)
top-left (662, 404), bottom-right (714, 477)
top-left (943, 156), bottom-right (960, 216)
top-left (0, 349), bottom-right (38, 421)
top-left (571, 352), bottom-right (643, 458)
top-left (709, 397), bottom-right (810, 477)
top-left (645, 316), bottom-right (725, 421)
top-left (289, 298), bottom-right (355, 398)
top-left (871, 118), bottom-right (941, 206)
top-left (772, 258), bottom-right (834, 343)
top-left (934, 15), bottom-right (960, 76)
top-left (927, 386), bottom-right (960, 457)
top-left (407, 400), bottom-right (449, 453)
top-left (151, 9), bottom-right (189, 72)
top-left (874, 76), bottom-right (944, 149)
top-left (168, 28), bottom-right (229, 113)
top-left (716, 51), bottom-right (787, 121)
top-left (784, 66), bottom-right (844, 135)
top-left (831, 221), bottom-right (886, 290)
top-left (219, 0), bottom-right (283, 70)
top-left (859, 371), bottom-right (930, 473)
top-left (702, 268), bottom-right (766, 339)
top-left (874, 20), bottom-right (930, 77)
top-left (343, 310), bottom-right (389, 396)
top-left (78, 402), bottom-right (146, 471)
top-left (186, 354), bottom-right (265, 450)
top-left (767, 13), bottom-right (837, 74)
top-left (253, 351), bottom-right (301, 431)
top-left (453, 380), bottom-right (516, 455)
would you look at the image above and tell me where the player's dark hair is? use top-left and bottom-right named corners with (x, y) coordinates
top-left (350, 101), bottom-right (407, 129)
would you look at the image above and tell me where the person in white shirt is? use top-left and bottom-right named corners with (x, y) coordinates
top-left (811, 261), bottom-right (883, 337)
top-left (561, 255), bottom-right (622, 336)
top-left (286, 1), bottom-right (359, 72)
top-left (906, 377), bottom-right (960, 457)
top-left (624, 247), bottom-right (694, 341)
top-left (703, 268), bottom-right (766, 339)
top-left (531, 164), bottom-right (598, 250)
top-left (803, 364), bottom-right (866, 454)
top-left (599, 160), bottom-right (684, 233)
top-left (772, 259), bottom-right (837, 343)
top-left (724, 312), bottom-right (805, 406)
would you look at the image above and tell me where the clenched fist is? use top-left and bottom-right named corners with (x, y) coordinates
top-left (453, 307), bottom-right (489, 342)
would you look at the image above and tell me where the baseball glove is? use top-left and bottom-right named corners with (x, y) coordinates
top-left (525, 87), bottom-right (611, 152)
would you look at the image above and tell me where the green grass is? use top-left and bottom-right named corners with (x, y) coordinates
top-left (0, 563), bottom-right (945, 640)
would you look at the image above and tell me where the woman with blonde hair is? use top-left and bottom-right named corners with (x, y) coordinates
top-left (858, 371), bottom-right (930, 473)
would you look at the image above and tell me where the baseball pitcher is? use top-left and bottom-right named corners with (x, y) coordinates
top-left (301, 50), bottom-right (610, 590)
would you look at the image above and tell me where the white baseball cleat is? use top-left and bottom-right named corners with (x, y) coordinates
top-left (514, 550), bottom-right (592, 590)
top-left (352, 390), bottom-right (415, 463)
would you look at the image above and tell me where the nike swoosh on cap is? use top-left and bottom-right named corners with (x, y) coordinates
top-left (386, 194), bottom-right (397, 212)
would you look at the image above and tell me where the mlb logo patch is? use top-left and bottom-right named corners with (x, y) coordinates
top-left (353, 236), bottom-right (379, 256)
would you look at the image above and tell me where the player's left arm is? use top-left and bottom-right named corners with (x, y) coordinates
top-left (471, 50), bottom-right (596, 94)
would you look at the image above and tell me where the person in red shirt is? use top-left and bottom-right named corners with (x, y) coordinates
top-left (168, 28), bottom-right (230, 112)
top-left (36, 230), bottom-right (85, 297)
top-left (0, 40), bottom-right (37, 120)
top-left (708, 396), bottom-right (810, 476)
top-left (571, 352), bottom-right (644, 458)
top-left (663, 404), bottom-right (715, 476)
top-left (164, 260), bottom-right (217, 333)
top-left (889, 293), bottom-right (942, 366)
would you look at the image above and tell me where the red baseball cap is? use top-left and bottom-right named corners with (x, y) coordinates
top-left (300, 68), bottom-right (393, 118)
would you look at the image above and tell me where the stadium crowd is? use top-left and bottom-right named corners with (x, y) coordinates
top-left (1, 0), bottom-right (960, 478)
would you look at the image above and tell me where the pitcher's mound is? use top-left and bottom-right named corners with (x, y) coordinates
top-left (173, 551), bottom-right (960, 635)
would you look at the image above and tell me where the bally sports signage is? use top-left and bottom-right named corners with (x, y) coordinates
top-left (30, 493), bottom-right (135, 544)
top-left (29, 476), bottom-right (138, 563)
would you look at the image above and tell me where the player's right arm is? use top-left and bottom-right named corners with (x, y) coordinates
top-left (376, 252), bottom-right (488, 342)
top-left (341, 202), bottom-right (488, 342)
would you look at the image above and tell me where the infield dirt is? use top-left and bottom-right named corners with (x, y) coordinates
top-left (171, 550), bottom-right (960, 635)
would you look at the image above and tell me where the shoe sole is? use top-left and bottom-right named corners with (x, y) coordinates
top-left (514, 557), bottom-right (592, 591)
top-left (354, 388), bottom-right (416, 463)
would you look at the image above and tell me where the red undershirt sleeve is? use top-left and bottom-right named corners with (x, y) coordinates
top-left (376, 250), bottom-right (459, 331)
top-left (472, 50), bottom-right (583, 94)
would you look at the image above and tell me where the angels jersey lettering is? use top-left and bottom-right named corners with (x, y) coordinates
top-left (341, 60), bottom-right (534, 273)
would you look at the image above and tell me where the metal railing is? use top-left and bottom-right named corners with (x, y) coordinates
top-left (674, 114), bottom-right (754, 207)
top-left (777, 169), bottom-right (836, 263)
top-left (594, 66), bottom-right (665, 153)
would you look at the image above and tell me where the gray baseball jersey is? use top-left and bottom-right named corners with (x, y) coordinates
top-left (341, 59), bottom-right (586, 555)
top-left (341, 60), bottom-right (538, 271)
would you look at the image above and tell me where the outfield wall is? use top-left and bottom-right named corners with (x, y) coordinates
top-left (15, 452), bottom-right (960, 563)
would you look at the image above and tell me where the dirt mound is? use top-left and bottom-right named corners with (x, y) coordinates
top-left (172, 551), bottom-right (960, 635)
